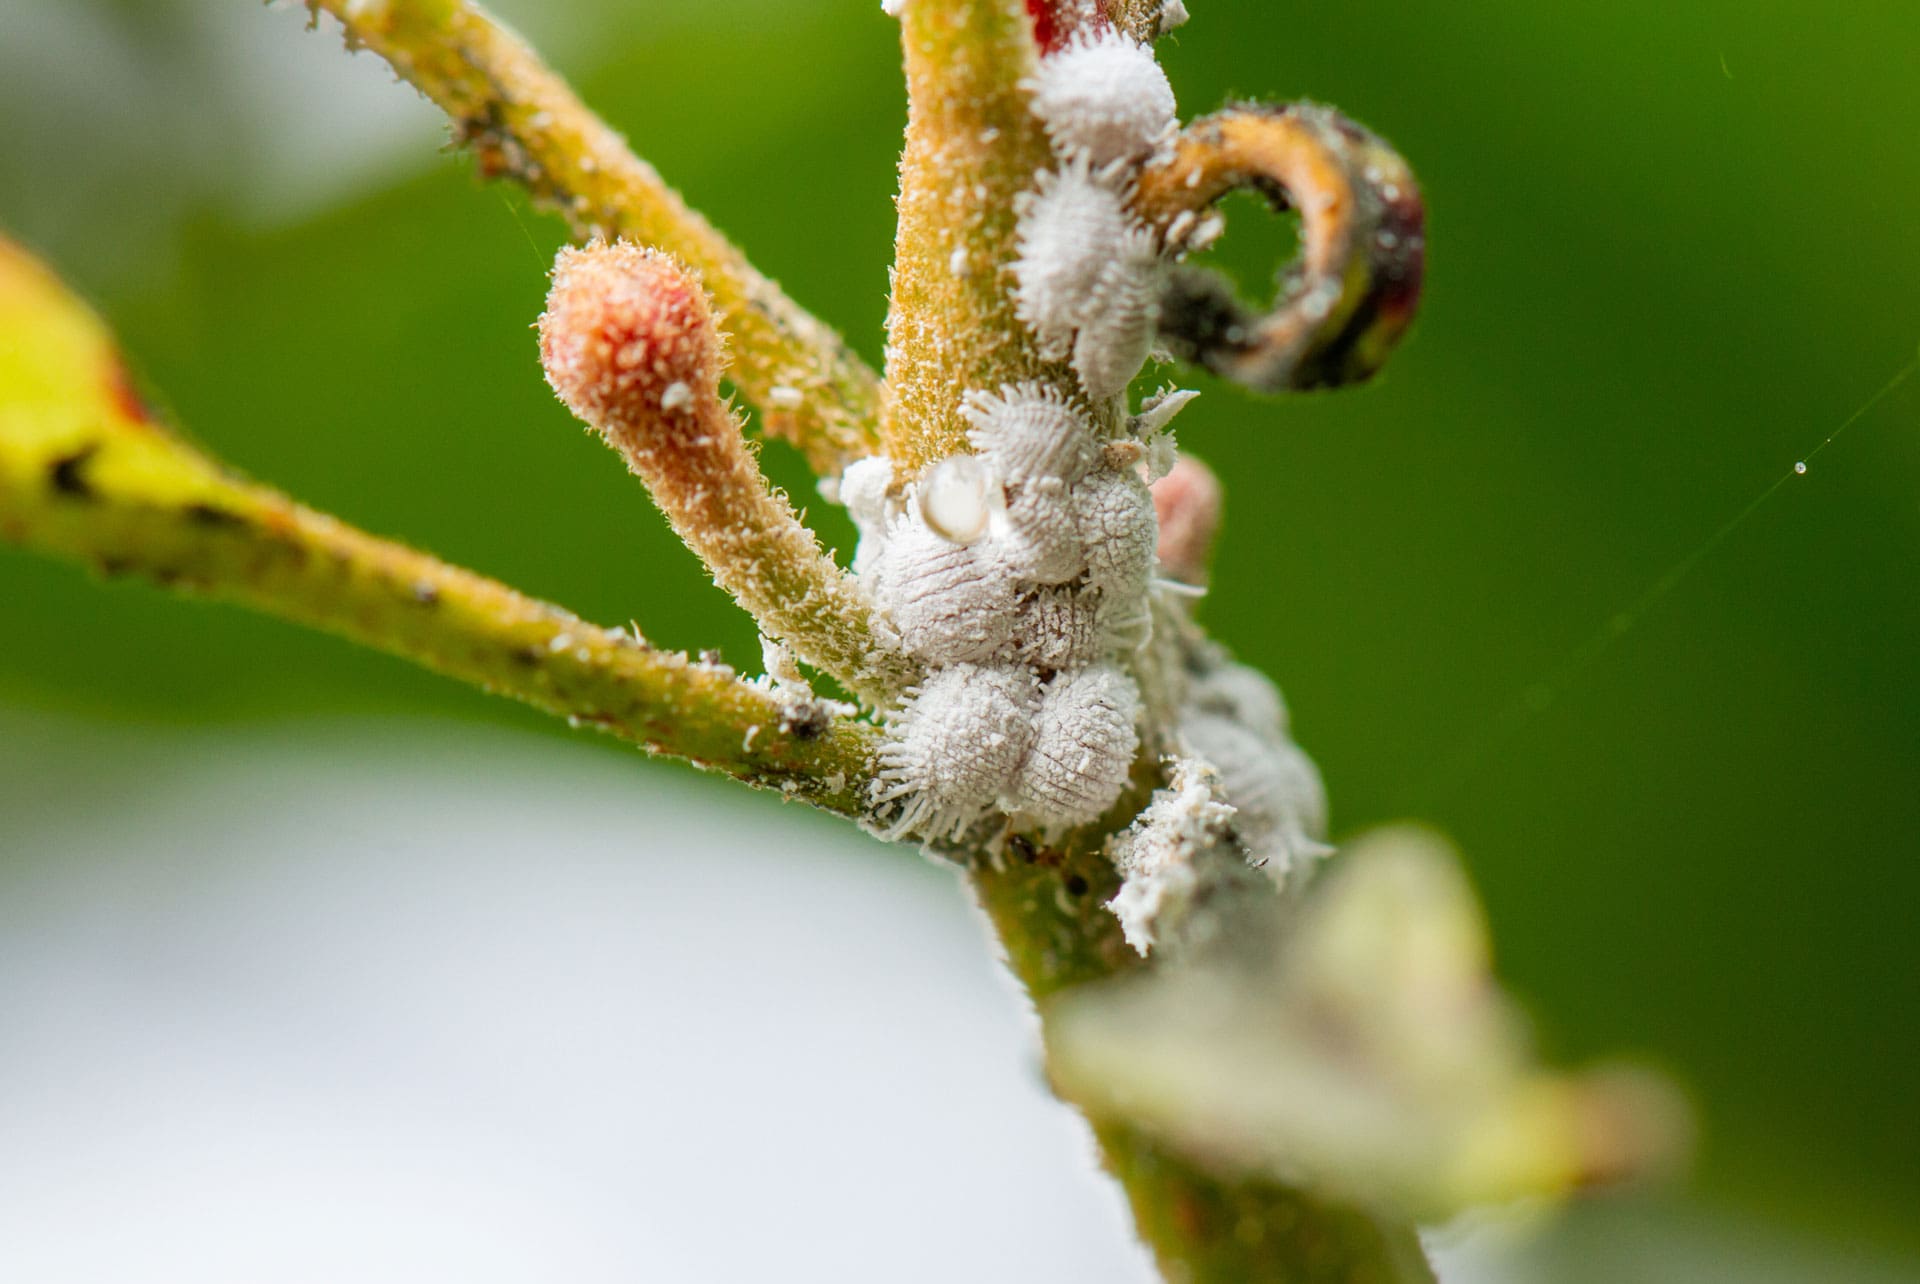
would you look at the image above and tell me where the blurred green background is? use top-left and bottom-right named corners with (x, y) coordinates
top-left (3, 0), bottom-right (1917, 1271)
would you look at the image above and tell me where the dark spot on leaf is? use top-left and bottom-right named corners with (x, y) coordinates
top-left (183, 503), bottom-right (246, 529)
top-left (48, 446), bottom-right (99, 500)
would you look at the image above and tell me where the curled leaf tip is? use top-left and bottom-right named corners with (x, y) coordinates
top-left (1138, 103), bottom-right (1427, 394)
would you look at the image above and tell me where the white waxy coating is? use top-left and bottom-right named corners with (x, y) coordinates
top-left (962, 383), bottom-right (1099, 485)
top-left (1179, 711), bottom-right (1330, 883)
top-left (1074, 467), bottom-right (1159, 598)
top-left (1187, 660), bottom-right (1290, 740)
top-left (1012, 161), bottom-right (1158, 365)
top-left (1071, 274), bottom-right (1160, 399)
top-left (838, 455), bottom-right (896, 531)
top-left (1028, 31), bottom-right (1178, 167)
top-left (917, 454), bottom-right (997, 545)
top-left (1136, 387), bottom-right (1200, 436)
top-left (1011, 586), bottom-right (1105, 672)
top-left (839, 455), bottom-right (899, 577)
top-left (870, 515), bottom-right (1017, 664)
top-left (1002, 479), bottom-right (1087, 585)
top-left (875, 663), bottom-right (1040, 840)
top-left (1105, 754), bottom-right (1236, 954)
top-left (1008, 664), bottom-right (1141, 825)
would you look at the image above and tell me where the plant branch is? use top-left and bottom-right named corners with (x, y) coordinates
top-left (884, 0), bottom-right (1074, 470)
top-left (304, 0), bottom-right (879, 475)
top-left (540, 244), bottom-right (917, 706)
top-left (0, 237), bottom-right (877, 814)
top-left (967, 829), bottom-right (1437, 1284)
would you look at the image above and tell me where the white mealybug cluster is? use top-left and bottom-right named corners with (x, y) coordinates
top-left (1180, 659), bottom-right (1333, 886)
top-left (1012, 162), bottom-right (1163, 400)
top-left (1012, 27), bottom-right (1180, 402)
top-left (1026, 30), bottom-right (1177, 167)
top-left (846, 385), bottom-right (1161, 840)
top-left (872, 664), bottom-right (1040, 840)
top-left (1007, 662), bottom-right (1141, 825)
top-left (1103, 658), bottom-right (1331, 953)
top-left (1105, 754), bottom-right (1240, 954)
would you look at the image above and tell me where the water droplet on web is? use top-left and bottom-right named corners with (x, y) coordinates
top-left (1794, 461), bottom-right (1808, 475)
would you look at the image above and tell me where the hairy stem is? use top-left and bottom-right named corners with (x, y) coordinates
top-left (305, 0), bottom-right (879, 474)
top-left (0, 238), bottom-right (876, 814)
top-left (540, 243), bottom-right (917, 706)
top-left (883, 0), bottom-right (1069, 470)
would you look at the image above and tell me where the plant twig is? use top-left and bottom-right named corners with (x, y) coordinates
top-left (967, 828), bottom-right (1437, 1284)
top-left (305, 0), bottom-right (880, 474)
top-left (884, 0), bottom-right (1076, 470)
top-left (0, 237), bottom-right (877, 814)
top-left (540, 243), bottom-right (917, 706)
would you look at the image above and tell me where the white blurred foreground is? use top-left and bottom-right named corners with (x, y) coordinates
top-left (0, 709), bottom-right (1913, 1284)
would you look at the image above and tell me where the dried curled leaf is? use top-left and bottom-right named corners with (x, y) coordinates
top-left (1136, 104), bottom-right (1427, 393)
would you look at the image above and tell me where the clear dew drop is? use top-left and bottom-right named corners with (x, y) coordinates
top-left (1794, 460), bottom-right (1809, 475)
top-left (918, 454), bottom-right (995, 545)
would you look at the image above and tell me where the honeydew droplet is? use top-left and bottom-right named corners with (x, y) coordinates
top-left (1794, 460), bottom-right (1808, 475)
top-left (919, 455), bottom-right (995, 545)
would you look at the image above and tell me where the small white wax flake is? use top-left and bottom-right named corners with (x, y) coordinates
top-left (837, 455), bottom-right (896, 528)
top-left (1155, 0), bottom-right (1191, 34)
top-left (1137, 387), bottom-right (1200, 435)
top-left (1028, 31), bottom-right (1178, 167)
top-left (881, 0), bottom-right (908, 15)
top-left (918, 454), bottom-right (995, 545)
top-left (948, 246), bottom-right (972, 278)
top-left (759, 635), bottom-right (810, 694)
top-left (743, 724), bottom-right (761, 752)
top-left (659, 381), bottom-right (693, 413)
top-left (767, 384), bottom-right (805, 410)
top-left (548, 632), bottom-right (575, 653)
top-left (1189, 212), bottom-right (1226, 250)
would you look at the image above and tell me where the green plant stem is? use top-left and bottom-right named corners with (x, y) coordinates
top-left (305, 0), bottom-right (881, 475)
top-left (968, 837), bottom-right (1436, 1283)
top-left (0, 238), bottom-right (877, 815)
top-left (883, 0), bottom-right (1074, 469)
